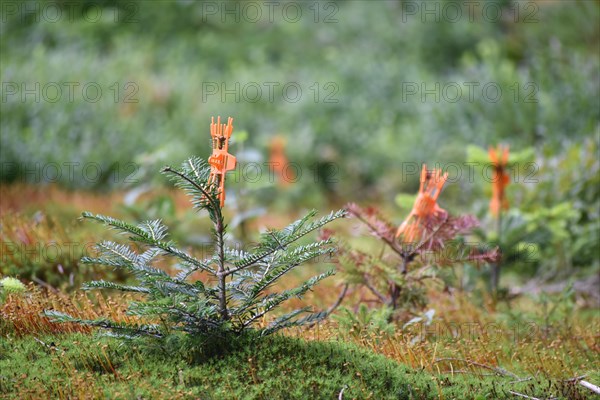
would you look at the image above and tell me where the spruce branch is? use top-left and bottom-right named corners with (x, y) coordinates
top-left (44, 310), bottom-right (163, 338)
top-left (82, 212), bottom-right (213, 275)
top-left (225, 209), bottom-right (346, 276)
top-left (262, 309), bottom-right (328, 336)
top-left (83, 280), bottom-right (151, 294)
top-left (161, 163), bottom-right (221, 223)
top-left (240, 270), bottom-right (334, 330)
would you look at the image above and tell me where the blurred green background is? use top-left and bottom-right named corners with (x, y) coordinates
top-left (1, 0), bottom-right (599, 281)
top-left (2, 0), bottom-right (597, 193)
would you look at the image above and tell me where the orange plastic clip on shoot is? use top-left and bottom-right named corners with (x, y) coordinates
top-left (269, 135), bottom-right (292, 187)
top-left (488, 144), bottom-right (510, 217)
top-left (396, 164), bottom-right (448, 243)
top-left (208, 116), bottom-right (237, 207)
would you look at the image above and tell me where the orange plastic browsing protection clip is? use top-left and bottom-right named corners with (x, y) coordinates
top-left (488, 144), bottom-right (510, 217)
top-left (396, 164), bottom-right (448, 243)
top-left (269, 135), bottom-right (292, 187)
top-left (208, 116), bottom-right (237, 207)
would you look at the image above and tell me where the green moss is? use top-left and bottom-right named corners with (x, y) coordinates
top-left (1, 332), bottom-right (594, 399)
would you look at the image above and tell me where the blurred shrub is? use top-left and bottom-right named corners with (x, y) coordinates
top-left (1, 0), bottom-right (598, 201)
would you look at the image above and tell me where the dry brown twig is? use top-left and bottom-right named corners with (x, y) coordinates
top-left (433, 357), bottom-right (520, 379)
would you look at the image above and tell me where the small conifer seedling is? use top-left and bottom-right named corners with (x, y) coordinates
top-left (46, 117), bottom-right (346, 338)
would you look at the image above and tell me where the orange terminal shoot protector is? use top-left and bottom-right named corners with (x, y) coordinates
top-left (208, 116), bottom-right (237, 207)
top-left (269, 135), bottom-right (292, 186)
top-left (488, 144), bottom-right (510, 217)
top-left (396, 164), bottom-right (448, 243)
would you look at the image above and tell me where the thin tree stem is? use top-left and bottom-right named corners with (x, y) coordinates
top-left (491, 209), bottom-right (502, 298)
top-left (216, 216), bottom-right (228, 320)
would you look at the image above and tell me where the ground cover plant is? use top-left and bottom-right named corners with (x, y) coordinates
top-left (2, 284), bottom-right (598, 399)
